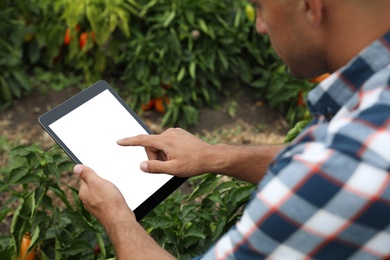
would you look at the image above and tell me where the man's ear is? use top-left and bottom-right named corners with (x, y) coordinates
top-left (304, 0), bottom-right (324, 26)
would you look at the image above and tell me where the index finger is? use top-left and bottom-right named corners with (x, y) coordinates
top-left (117, 134), bottom-right (163, 149)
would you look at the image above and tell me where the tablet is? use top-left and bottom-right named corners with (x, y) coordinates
top-left (39, 80), bottom-right (186, 221)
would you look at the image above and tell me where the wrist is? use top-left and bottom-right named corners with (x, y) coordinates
top-left (102, 208), bottom-right (175, 259)
top-left (206, 143), bottom-right (232, 174)
top-left (101, 207), bottom-right (136, 237)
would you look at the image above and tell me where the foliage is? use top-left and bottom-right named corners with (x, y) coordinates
top-left (32, 67), bottom-right (82, 93)
top-left (0, 142), bottom-right (255, 259)
top-left (0, 0), bottom-right (312, 128)
top-left (284, 119), bottom-right (313, 143)
top-left (249, 57), bottom-right (315, 125)
top-left (0, 1), bottom-right (31, 110)
top-left (0, 144), bottom-right (115, 259)
top-left (118, 0), bottom-right (269, 128)
top-left (0, 0), bottom-right (138, 98)
top-left (141, 174), bottom-right (256, 259)
top-left (52, 0), bottom-right (139, 83)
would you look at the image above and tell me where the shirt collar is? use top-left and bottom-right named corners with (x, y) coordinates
top-left (307, 31), bottom-right (390, 120)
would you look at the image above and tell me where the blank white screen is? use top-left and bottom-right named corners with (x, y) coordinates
top-left (49, 89), bottom-right (171, 210)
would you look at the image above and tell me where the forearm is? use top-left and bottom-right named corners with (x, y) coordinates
top-left (205, 144), bottom-right (285, 184)
top-left (103, 209), bottom-right (175, 260)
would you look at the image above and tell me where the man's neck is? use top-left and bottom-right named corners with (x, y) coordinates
top-left (324, 1), bottom-right (390, 72)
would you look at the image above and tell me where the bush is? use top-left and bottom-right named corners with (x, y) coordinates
top-left (250, 62), bottom-right (315, 125)
top-left (0, 0), bottom-right (312, 127)
top-left (0, 144), bottom-right (116, 259)
top-left (141, 174), bottom-right (256, 259)
top-left (0, 142), bottom-right (255, 259)
top-left (119, 0), bottom-right (269, 127)
top-left (0, 1), bottom-right (32, 109)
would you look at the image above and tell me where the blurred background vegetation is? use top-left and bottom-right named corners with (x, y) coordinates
top-left (0, 0), bottom-right (316, 259)
top-left (0, 0), bottom-right (314, 128)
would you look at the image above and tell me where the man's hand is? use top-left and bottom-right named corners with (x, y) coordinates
top-left (117, 127), bottom-right (285, 184)
top-left (117, 128), bottom-right (213, 178)
top-left (73, 164), bottom-right (135, 226)
top-left (73, 165), bottom-right (176, 260)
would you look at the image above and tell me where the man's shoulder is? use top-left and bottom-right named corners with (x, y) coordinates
top-left (362, 63), bottom-right (390, 91)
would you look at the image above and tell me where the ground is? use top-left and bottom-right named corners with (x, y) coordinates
top-left (0, 84), bottom-right (289, 235)
top-left (0, 84), bottom-right (288, 148)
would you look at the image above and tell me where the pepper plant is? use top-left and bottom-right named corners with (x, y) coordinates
top-left (0, 144), bottom-right (115, 259)
top-left (141, 174), bottom-right (256, 259)
top-left (119, 0), bottom-right (269, 128)
top-left (0, 0), bottom-right (32, 109)
top-left (0, 140), bottom-right (256, 259)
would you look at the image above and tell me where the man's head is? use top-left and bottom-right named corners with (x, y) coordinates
top-left (250, 0), bottom-right (390, 79)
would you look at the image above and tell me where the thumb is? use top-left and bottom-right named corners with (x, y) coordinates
top-left (73, 164), bottom-right (98, 183)
top-left (141, 160), bottom-right (176, 175)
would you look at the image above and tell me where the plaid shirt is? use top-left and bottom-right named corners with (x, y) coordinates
top-left (200, 32), bottom-right (390, 259)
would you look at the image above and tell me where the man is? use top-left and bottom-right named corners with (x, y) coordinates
top-left (73, 0), bottom-right (390, 259)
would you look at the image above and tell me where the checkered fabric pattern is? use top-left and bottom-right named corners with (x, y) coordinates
top-left (198, 32), bottom-right (390, 259)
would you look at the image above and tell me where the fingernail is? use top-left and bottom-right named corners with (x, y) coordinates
top-left (140, 162), bottom-right (148, 172)
top-left (73, 164), bottom-right (83, 175)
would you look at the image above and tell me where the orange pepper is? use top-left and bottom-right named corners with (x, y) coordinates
top-left (309, 73), bottom-right (330, 83)
top-left (79, 32), bottom-right (88, 49)
top-left (155, 96), bottom-right (170, 113)
top-left (19, 232), bottom-right (35, 260)
top-left (141, 99), bottom-right (155, 111)
top-left (64, 24), bottom-right (81, 45)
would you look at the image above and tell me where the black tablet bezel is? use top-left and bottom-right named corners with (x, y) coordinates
top-left (38, 80), bottom-right (187, 221)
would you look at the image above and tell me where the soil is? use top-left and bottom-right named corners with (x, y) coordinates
top-left (0, 85), bottom-right (288, 148)
top-left (0, 84), bottom-right (289, 235)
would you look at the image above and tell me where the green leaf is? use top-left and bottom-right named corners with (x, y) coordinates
top-left (227, 185), bottom-right (256, 210)
top-left (177, 67), bottom-right (186, 82)
top-left (8, 166), bottom-right (29, 184)
top-left (0, 207), bottom-right (11, 223)
top-left (211, 218), bottom-right (226, 241)
top-left (49, 184), bottom-right (73, 209)
top-left (96, 232), bottom-right (107, 258)
top-left (15, 174), bottom-right (41, 185)
top-left (0, 242), bottom-right (13, 260)
top-left (143, 216), bottom-right (175, 229)
top-left (29, 225), bottom-right (40, 252)
top-left (182, 236), bottom-right (201, 249)
top-left (215, 179), bottom-right (237, 191)
top-left (187, 174), bottom-right (219, 201)
top-left (56, 240), bottom-right (92, 256)
top-left (250, 79), bottom-right (268, 88)
top-left (189, 61), bottom-right (196, 79)
top-left (9, 79), bottom-right (21, 98)
top-left (10, 199), bottom-right (24, 253)
top-left (12, 71), bottom-right (30, 92)
top-left (181, 204), bottom-right (197, 219)
top-left (206, 191), bottom-right (224, 205)
top-left (234, 9), bottom-right (242, 28)
top-left (0, 76), bottom-right (12, 102)
top-left (163, 10), bottom-right (176, 27)
top-left (185, 224), bottom-right (205, 239)
top-left (217, 50), bottom-right (228, 70)
top-left (28, 41), bottom-right (40, 64)
top-left (57, 158), bottom-right (74, 172)
top-left (11, 144), bottom-right (42, 157)
top-left (33, 185), bottom-right (47, 215)
top-left (25, 190), bottom-right (36, 219)
top-left (62, 210), bottom-right (98, 232)
top-left (198, 18), bottom-right (209, 34)
top-left (202, 87), bottom-right (210, 103)
top-left (185, 10), bottom-right (195, 25)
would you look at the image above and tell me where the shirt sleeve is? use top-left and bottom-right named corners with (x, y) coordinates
top-left (198, 119), bottom-right (390, 259)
